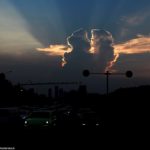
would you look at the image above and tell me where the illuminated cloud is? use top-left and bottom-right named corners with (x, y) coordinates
top-left (110, 35), bottom-right (150, 71)
top-left (37, 29), bottom-right (115, 71)
top-left (67, 28), bottom-right (90, 53)
top-left (37, 45), bottom-right (72, 56)
top-left (114, 35), bottom-right (150, 55)
top-left (37, 44), bottom-right (72, 67)
top-left (36, 28), bottom-right (150, 72)
top-left (65, 29), bottom-right (115, 72)
top-left (64, 29), bottom-right (91, 69)
top-left (37, 29), bottom-right (91, 68)
top-left (90, 29), bottom-right (115, 71)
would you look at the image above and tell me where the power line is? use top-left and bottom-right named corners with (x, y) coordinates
top-left (20, 81), bottom-right (80, 86)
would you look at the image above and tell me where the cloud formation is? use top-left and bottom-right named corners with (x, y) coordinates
top-left (37, 29), bottom-right (115, 72)
top-left (37, 29), bottom-right (150, 73)
top-left (37, 44), bottom-right (72, 67)
top-left (37, 45), bottom-right (71, 56)
top-left (114, 35), bottom-right (150, 55)
top-left (90, 29), bottom-right (115, 71)
top-left (110, 35), bottom-right (150, 71)
top-left (64, 29), bottom-right (92, 70)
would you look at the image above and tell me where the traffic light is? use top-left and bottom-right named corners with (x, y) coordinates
top-left (83, 70), bottom-right (90, 77)
top-left (126, 71), bottom-right (133, 78)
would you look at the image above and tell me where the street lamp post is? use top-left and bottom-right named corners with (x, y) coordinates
top-left (83, 70), bottom-right (133, 96)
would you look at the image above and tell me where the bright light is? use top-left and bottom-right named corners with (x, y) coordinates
top-left (46, 121), bottom-right (49, 124)
top-left (24, 121), bottom-right (27, 124)
top-left (82, 123), bottom-right (86, 126)
top-left (0, 0), bottom-right (43, 55)
top-left (67, 111), bottom-right (71, 114)
top-left (20, 89), bottom-right (24, 92)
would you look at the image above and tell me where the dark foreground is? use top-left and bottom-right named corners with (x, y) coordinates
top-left (1, 127), bottom-right (104, 149)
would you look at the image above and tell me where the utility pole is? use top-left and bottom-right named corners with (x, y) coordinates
top-left (83, 70), bottom-right (133, 95)
top-left (106, 71), bottom-right (110, 96)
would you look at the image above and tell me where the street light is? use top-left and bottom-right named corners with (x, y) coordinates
top-left (83, 70), bottom-right (133, 95)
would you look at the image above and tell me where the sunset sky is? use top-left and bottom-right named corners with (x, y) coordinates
top-left (0, 0), bottom-right (150, 94)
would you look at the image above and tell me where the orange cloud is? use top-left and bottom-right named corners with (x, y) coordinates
top-left (114, 35), bottom-right (150, 55)
top-left (110, 35), bottom-right (150, 70)
top-left (37, 45), bottom-right (72, 67)
top-left (37, 45), bottom-right (72, 56)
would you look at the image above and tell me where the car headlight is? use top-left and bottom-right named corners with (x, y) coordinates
top-left (82, 123), bottom-right (86, 126)
top-left (96, 123), bottom-right (99, 126)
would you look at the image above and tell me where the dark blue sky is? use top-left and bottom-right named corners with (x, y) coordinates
top-left (10, 0), bottom-right (150, 43)
top-left (0, 0), bottom-right (150, 94)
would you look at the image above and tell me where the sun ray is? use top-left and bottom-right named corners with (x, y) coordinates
top-left (0, 0), bottom-right (43, 56)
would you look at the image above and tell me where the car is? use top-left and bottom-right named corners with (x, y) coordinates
top-left (24, 111), bottom-right (56, 129)
top-left (79, 112), bottom-right (103, 128)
